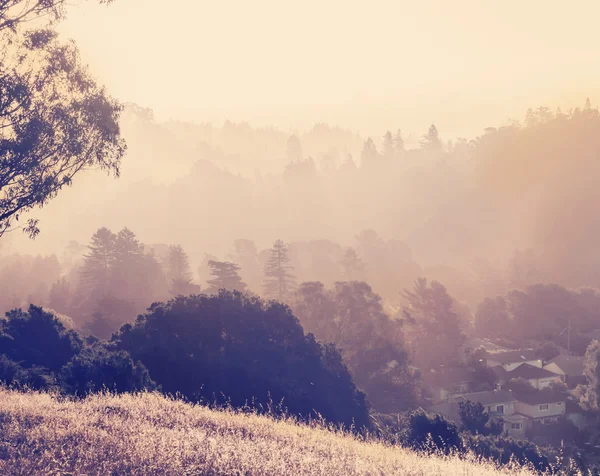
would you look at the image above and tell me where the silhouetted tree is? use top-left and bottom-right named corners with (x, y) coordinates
top-left (474, 296), bottom-right (510, 338)
top-left (403, 278), bottom-right (465, 370)
top-left (458, 401), bottom-right (503, 436)
top-left (206, 261), bottom-right (247, 294)
top-left (48, 277), bottom-right (71, 315)
top-left (394, 129), bottom-right (405, 157)
top-left (579, 340), bottom-right (600, 410)
top-left (60, 342), bottom-right (155, 395)
top-left (286, 134), bottom-right (303, 162)
top-left (420, 124), bottom-right (442, 153)
top-left (382, 131), bottom-right (394, 160)
top-left (166, 245), bottom-right (200, 296)
top-left (263, 240), bottom-right (295, 302)
top-left (401, 409), bottom-right (462, 454)
top-left (0, 17), bottom-right (125, 237)
top-left (0, 305), bottom-right (82, 372)
top-left (113, 291), bottom-right (370, 428)
top-left (293, 281), bottom-right (419, 412)
top-left (360, 137), bottom-right (379, 168)
top-left (340, 247), bottom-right (366, 281)
top-left (80, 228), bottom-right (117, 297)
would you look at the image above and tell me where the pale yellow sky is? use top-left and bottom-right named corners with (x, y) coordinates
top-left (59, 0), bottom-right (600, 138)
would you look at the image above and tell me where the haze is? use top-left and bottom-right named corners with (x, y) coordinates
top-left (59, 0), bottom-right (599, 137)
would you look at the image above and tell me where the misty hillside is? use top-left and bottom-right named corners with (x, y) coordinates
top-left (0, 388), bottom-right (536, 476)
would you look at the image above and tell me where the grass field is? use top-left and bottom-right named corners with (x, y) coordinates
top-left (0, 388), bottom-right (541, 475)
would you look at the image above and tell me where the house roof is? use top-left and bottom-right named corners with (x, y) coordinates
top-left (487, 349), bottom-right (540, 365)
top-left (513, 389), bottom-right (565, 405)
top-left (547, 354), bottom-right (584, 377)
top-left (507, 363), bottom-right (561, 381)
top-left (450, 390), bottom-right (517, 406)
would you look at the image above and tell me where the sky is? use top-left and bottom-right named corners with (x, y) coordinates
top-left (59, 0), bottom-right (600, 139)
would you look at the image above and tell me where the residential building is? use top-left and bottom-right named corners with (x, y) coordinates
top-left (544, 354), bottom-right (585, 389)
top-left (513, 390), bottom-right (566, 426)
top-left (486, 349), bottom-right (542, 371)
top-left (447, 390), bottom-right (528, 438)
top-left (493, 363), bottom-right (563, 389)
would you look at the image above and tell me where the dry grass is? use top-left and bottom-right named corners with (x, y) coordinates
top-left (0, 388), bottom-right (540, 476)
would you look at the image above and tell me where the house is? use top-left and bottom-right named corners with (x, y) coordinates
top-left (493, 363), bottom-right (562, 390)
top-left (513, 390), bottom-right (566, 426)
top-left (422, 366), bottom-right (476, 402)
top-left (447, 390), bottom-right (528, 438)
top-left (486, 349), bottom-right (542, 371)
top-left (544, 354), bottom-right (585, 389)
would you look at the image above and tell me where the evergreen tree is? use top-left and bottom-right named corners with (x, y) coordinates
top-left (394, 129), bottom-right (405, 157)
top-left (166, 245), bottom-right (200, 296)
top-left (48, 278), bottom-right (71, 315)
top-left (382, 131), bottom-right (394, 160)
top-left (263, 240), bottom-right (295, 302)
top-left (206, 261), bottom-right (247, 294)
top-left (340, 247), bottom-right (366, 281)
top-left (111, 228), bottom-right (145, 301)
top-left (402, 278), bottom-right (465, 370)
top-left (80, 228), bottom-right (117, 297)
top-left (420, 124), bottom-right (442, 153)
top-left (360, 137), bottom-right (379, 168)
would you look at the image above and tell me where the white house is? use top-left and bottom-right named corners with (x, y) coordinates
top-left (494, 363), bottom-right (563, 390)
top-left (513, 390), bottom-right (566, 426)
top-left (486, 349), bottom-right (542, 372)
top-left (448, 390), bottom-right (528, 438)
top-left (544, 354), bottom-right (585, 389)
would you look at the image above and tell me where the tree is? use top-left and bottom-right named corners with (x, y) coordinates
top-left (340, 247), bottom-right (366, 281)
top-left (382, 131), bottom-right (394, 160)
top-left (458, 401), bottom-right (502, 436)
top-left (474, 296), bottom-right (510, 338)
top-left (48, 277), bottom-right (71, 315)
top-left (0, 1), bottom-right (114, 31)
top-left (263, 240), bottom-right (295, 302)
top-left (580, 340), bottom-right (600, 410)
top-left (166, 245), bottom-right (200, 296)
top-left (286, 134), bottom-right (303, 162)
top-left (402, 278), bottom-right (465, 370)
top-left (206, 260), bottom-right (247, 294)
top-left (394, 129), bottom-right (405, 157)
top-left (293, 281), bottom-right (419, 412)
top-left (420, 124), bottom-right (442, 153)
top-left (0, 14), bottom-right (125, 237)
top-left (113, 291), bottom-right (370, 429)
top-left (360, 137), bottom-right (379, 168)
top-left (80, 227), bottom-right (117, 297)
top-left (401, 409), bottom-right (462, 455)
top-left (0, 305), bottom-right (82, 372)
top-left (59, 342), bottom-right (155, 395)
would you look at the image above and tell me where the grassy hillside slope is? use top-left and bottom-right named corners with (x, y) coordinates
top-left (0, 389), bottom-right (536, 475)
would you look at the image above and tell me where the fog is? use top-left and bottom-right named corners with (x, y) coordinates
top-left (4, 0), bottom-right (600, 333)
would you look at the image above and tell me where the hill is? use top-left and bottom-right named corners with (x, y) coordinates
top-left (0, 389), bottom-right (537, 475)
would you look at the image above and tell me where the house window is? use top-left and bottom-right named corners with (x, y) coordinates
top-left (496, 405), bottom-right (504, 414)
top-left (511, 423), bottom-right (522, 430)
top-left (557, 402), bottom-right (563, 406)
top-left (539, 404), bottom-right (549, 411)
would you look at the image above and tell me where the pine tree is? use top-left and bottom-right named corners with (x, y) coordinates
top-left (394, 129), bottom-right (405, 157)
top-left (206, 261), bottom-right (247, 294)
top-left (263, 240), bottom-right (295, 301)
top-left (80, 227), bottom-right (117, 296)
top-left (382, 131), bottom-right (394, 160)
top-left (340, 247), bottom-right (366, 281)
top-left (167, 245), bottom-right (200, 296)
top-left (420, 124), bottom-right (442, 153)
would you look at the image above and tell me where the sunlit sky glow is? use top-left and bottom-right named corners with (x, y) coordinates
top-left (60, 0), bottom-right (600, 138)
